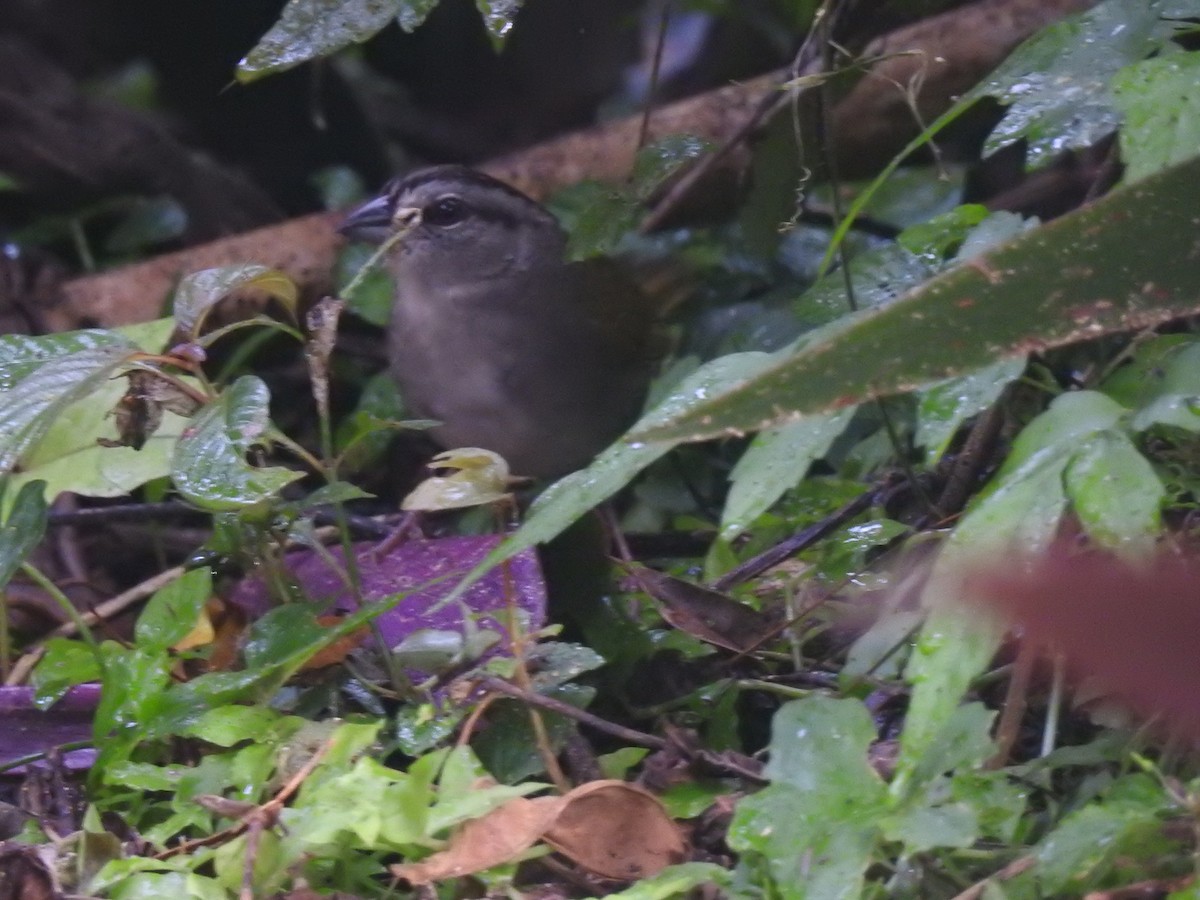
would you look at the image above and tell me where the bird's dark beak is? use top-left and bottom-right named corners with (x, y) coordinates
top-left (338, 194), bottom-right (393, 243)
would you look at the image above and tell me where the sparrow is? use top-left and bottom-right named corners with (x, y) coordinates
top-left (339, 166), bottom-right (664, 479)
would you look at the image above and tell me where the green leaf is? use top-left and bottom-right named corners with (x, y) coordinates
top-left (135, 567), bottom-right (213, 653)
top-left (237, 0), bottom-right (410, 82)
top-left (720, 407), bottom-right (856, 539)
top-left (894, 606), bottom-right (1003, 797)
top-left (1112, 52), bottom-right (1200, 183)
top-left (0, 480), bottom-right (47, 588)
top-left (917, 358), bottom-right (1026, 463)
top-left (1064, 431), bottom-right (1163, 557)
top-left (103, 195), bottom-right (187, 254)
top-left (183, 706), bottom-right (296, 748)
top-left (0, 332), bottom-right (138, 475)
top-left (474, 0), bottom-right (522, 44)
top-left (728, 696), bottom-right (887, 899)
top-left (31, 638), bottom-right (102, 706)
top-left (974, 0), bottom-right (1169, 167)
top-left (241, 604), bottom-right (327, 668)
top-left (171, 376), bottom-right (303, 510)
top-left (633, 153), bottom-right (1200, 444)
top-left (3, 319), bottom-right (188, 509)
top-left (605, 863), bottom-right (733, 899)
top-left (899, 391), bottom-right (1139, 785)
top-left (171, 265), bottom-right (297, 340)
top-left (93, 643), bottom-right (174, 768)
top-left (897, 203), bottom-right (991, 264)
top-left (1017, 774), bottom-right (1173, 893)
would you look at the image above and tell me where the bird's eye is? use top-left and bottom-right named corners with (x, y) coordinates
top-left (424, 196), bottom-right (467, 227)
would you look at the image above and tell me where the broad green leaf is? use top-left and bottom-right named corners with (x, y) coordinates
top-left (897, 204), bottom-right (991, 264)
top-left (93, 643), bottom-right (174, 768)
top-left (1112, 52), bottom-right (1200, 183)
top-left (1015, 774), bottom-right (1173, 893)
top-left (1064, 431), bottom-right (1164, 557)
top-left (916, 357), bottom-right (1026, 462)
top-left (171, 376), bottom-right (302, 510)
top-left (134, 567), bottom-right (213, 652)
top-left (3, 319), bottom-right (189, 508)
top-left (183, 706), bottom-right (297, 748)
top-left (241, 604), bottom-right (328, 668)
top-left (976, 0), bottom-right (1169, 166)
top-left (93, 866), bottom-right (228, 900)
top-left (899, 391), bottom-right (1142, 786)
top-left (894, 605), bottom-right (1003, 798)
top-left (720, 407), bottom-right (856, 538)
top-left (633, 153), bottom-right (1200, 444)
top-left (336, 243), bottom-right (395, 327)
top-left (31, 638), bottom-right (101, 706)
top-left (729, 697), bottom-right (887, 900)
top-left (237, 0), bottom-right (418, 82)
top-left (0, 332), bottom-right (137, 474)
top-left (104, 195), bottom-right (187, 254)
top-left (1101, 336), bottom-right (1200, 408)
top-left (171, 265), bottom-right (297, 340)
top-left (897, 703), bottom-right (997, 796)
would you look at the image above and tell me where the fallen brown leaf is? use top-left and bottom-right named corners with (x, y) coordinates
top-left (391, 795), bottom-right (565, 886)
top-left (545, 780), bottom-right (686, 881)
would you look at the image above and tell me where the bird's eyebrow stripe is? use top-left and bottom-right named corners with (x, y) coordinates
top-left (382, 167), bottom-right (554, 232)
top-left (385, 166), bottom-right (539, 208)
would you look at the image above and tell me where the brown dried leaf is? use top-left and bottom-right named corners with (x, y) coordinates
top-left (625, 564), bottom-right (780, 652)
top-left (544, 780), bottom-right (686, 881)
top-left (391, 795), bottom-right (565, 886)
top-left (297, 616), bottom-right (369, 671)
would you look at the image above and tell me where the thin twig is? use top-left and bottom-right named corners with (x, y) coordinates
top-left (635, 2), bottom-right (672, 153)
top-left (477, 675), bottom-right (667, 751)
top-left (711, 477), bottom-right (895, 592)
top-left (6, 565), bottom-right (185, 685)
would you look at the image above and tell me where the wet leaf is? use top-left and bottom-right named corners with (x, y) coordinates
top-left (633, 154), bottom-right (1200, 444)
top-left (1064, 430), bottom-right (1163, 556)
top-left (975, 0), bottom-right (1169, 167)
top-left (0, 480), bottom-right (46, 590)
top-left (402, 448), bottom-right (511, 511)
top-left (0, 331), bottom-right (138, 476)
top-left (1112, 52), bottom-right (1200, 183)
top-left (474, 0), bottom-right (522, 44)
top-left (721, 407), bottom-right (856, 538)
top-left (238, 0), bottom-right (412, 82)
top-left (135, 567), bottom-right (214, 653)
top-left (171, 265), bottom-right (298, 341)
top-left (171, 376), bottom-right (302, 510)
top-left (729, 696), bottom-right (887, 899)
top-left (916, 357), bottom-right (1026, 463)
top-left (3, 320), bottom-right (189, 508)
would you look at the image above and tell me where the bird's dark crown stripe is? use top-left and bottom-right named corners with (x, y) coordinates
top-left (386, 166), bottom-right (540, 209)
